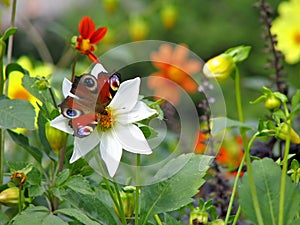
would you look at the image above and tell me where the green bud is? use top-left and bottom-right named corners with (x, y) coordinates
top-left (275, 123), bottom-right (300, 144)
top-left (0, 187), bottom-right (19, 207)
top-left (33, 76), bottom-right (50, 91)
top-left (189, 207), bottom-right (209, 225)
top-left (114, 186), bottom-right (135, 218)
top-left (45, 121), bottom-right (68, 154)
top-left (211, 219), bottom-right (225, 225)
top-left (203, 53), bottom-right (235, 81)
top-left (129, 17), bottom-right (149, 41)
top-left (264, 95), bottom-right (281, 111)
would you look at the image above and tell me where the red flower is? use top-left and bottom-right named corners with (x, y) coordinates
top-left (75, 16), bottom-right (107, 62)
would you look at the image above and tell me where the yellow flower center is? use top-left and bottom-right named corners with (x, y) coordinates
top-left (294, 31), bottom-right (300, 45)
top-left (167, 66), bottom-right (185, 83)
top-left (98, 109), bottom-right (113, 130)
top-left (80, 38), bottom-right (92, 52)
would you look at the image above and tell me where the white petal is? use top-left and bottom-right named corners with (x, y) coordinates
top-left (100, 131), bottom-right (123, 177)
top-left (117, 101), bottom-right (156, 124)
top-left (62, 78), bottom-right (72, 98)
top-left (70, 131), bottom-right (100, 163)
top-left (50, 115), bottom-right (74, 134)
top-left (91, 63), bottom-right (108, 77)
top-left (113, 123), bottom-right (152, 155)
top-left (108, 78), bottom-right (140, 114)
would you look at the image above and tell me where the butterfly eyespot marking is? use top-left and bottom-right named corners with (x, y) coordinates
top-left (82, 74), bottom-right (98, 93)
top-left (77, 125), bottom-right (95, 137)
top-left (63, 108), bottom-right (82, 119)
top-left (109, 73), bottom-right (121, 93)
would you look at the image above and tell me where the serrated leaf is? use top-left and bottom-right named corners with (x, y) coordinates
top-left (62, 189), bottom-right (120, 225)
top-left (64, 175), bottom-right (93, 195)
top-left (55, 169), bottom-right (70, 186)
top-left (238, 158), bottom-right (300, 225)
top-left (210, 117), bottom-right (253, 136)
top-left (0, 99), bottom-right (35, 129)
top-left (140, 154), bottom-right (213, 223)
top-left (8, 130), bottom-right (42, 163)
top-left (28, 185), bottom-right (44, 197)
top-left (55, 208), bottom-right (101, 225)
top-left (12, 205), bottom-right (68, 225)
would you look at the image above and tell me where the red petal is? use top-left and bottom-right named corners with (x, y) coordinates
top-left (87, 51), bottom-right (100, 63)
top-left (78, 16), bottom-right (95, 39)
top-left (90, 27), bottom-right (108, 44)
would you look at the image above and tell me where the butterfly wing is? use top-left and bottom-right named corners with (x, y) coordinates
top-left (60, 67), bottom-right (121, 138)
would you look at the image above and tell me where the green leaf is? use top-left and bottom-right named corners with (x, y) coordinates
top-left (140, 154), bottom-right (213, 224)
top-left (5, 62), bottom-right (29, 80)
top-left (12, 205), bottom-right (68, 225)
top-left (8, 130), bottom-right (42, 163)
top-left (0, 98), bottom-right (35, 129)
top-left (28, 185), bottom-right (44, 197)
top-left (62, 189), bottom-right (120, 225)
top-left (1, 27), bottom-right (17, 41)
top-left (163, 213), bottom-right (184, 225)
top-left (291, 89), bottom-right (300, 111)
top-left (55, 208), bottom-right (102, 225)
top-left (238, 158), bottom-right (300, 225)
top-left (55, 169), bottom-right (70, 186)
top-left (210, 117), bottom-right (253, 136)
top-left (64, 175), bottom-right (93, 195)
top-left (0, 210), bottom-right (9, 225)
top-left (225, 45), bottom-right (251, 62)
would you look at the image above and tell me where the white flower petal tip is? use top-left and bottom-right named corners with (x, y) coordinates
top-left (91, 63), bottom-right (108, 77)
top-left (70, 132), bottom-right (100, 163)
top-left (62, 78), bottom-right (72, 98)
top-left (50, 115), bottom-right (73, 135)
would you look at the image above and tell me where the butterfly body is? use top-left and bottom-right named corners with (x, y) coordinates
top-left (60, 71), bottom-right (121, 138)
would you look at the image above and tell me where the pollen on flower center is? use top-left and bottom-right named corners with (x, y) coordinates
top-left (98, 109), bottom-right (113, 130)
top-left (79, 38), bottom-right (92, 52)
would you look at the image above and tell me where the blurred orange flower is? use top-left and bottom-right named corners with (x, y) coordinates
top-left (148, 44), bottom-right (202, 104)
top-left (75, 16), bottom-right (107, 63)
top-left (216, 136), bottom-right (244, 171)
top-left (194, 131), bottom-right (210, 154)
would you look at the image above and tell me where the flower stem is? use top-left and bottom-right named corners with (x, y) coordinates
top-left (135, 154), bottom-right (141, 225)
top-left (93, 152), bottom-right (127, 224)
top-left (278, 117), bottom-right (292, 225)
top-left (49, 87), bottom-right (58, 109)
top-left (154, 214), bottom-right (163, 225)
top-left (232, 206), bottom-right (241, 225)
top-left (71, 54), bottom-right (79, 82)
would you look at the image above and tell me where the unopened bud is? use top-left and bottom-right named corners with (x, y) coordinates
top-left (276, 123), bottom-right (300, 144)
top-left (161, 4), bottom-right (177, 29)
top-left (46, 121), bottom-right (68, 154)
top-left (114, 186), bottom-right (135, 218)
top-left (0, 187), bottom-right (19, 207)
top-left (203, 53), bottom-right (235, 81)
top-left (129, 17), bottom-right (149, 41)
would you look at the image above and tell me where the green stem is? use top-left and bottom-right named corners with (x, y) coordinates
top-left (154, 214), bottom-right (163, 225)
top-left (232, 206), bottom-right (241, 225)
top-left (278, 117), bottom-right (292, 225)
top-left (113, 182), bottom-right (126, 221)
top-left (135, 154), bottom-right (141, 225)
top-left (245, 133), bottom-right (264, 225)
top-left (71, 54), bottom-right (79, 82)
top-left (93, 152), bottom-right (127, 225)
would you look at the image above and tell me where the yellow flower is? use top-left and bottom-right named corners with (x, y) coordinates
top-left (271, 0), bottom-right (300, 64)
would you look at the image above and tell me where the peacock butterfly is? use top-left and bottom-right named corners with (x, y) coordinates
top-left (59, 66), bottom-right (121, 138)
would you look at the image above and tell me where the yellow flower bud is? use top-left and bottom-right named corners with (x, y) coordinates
top-left (103, 0), bottom-right (119, 14)
top-left (0, 187), bottom-right (19, 207)
top-left (203, 53), bottom-right (235, 81)
top-left (189, 207), bottom-right (209, 225)
top-left (129, 17), bottom-right (149, 41)
top-left (161, 4), bottom-right (177, 29)
top-left (276, 123), bottom-right (300, 144)
top-left (45, 121), bottom-right (68, 154)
